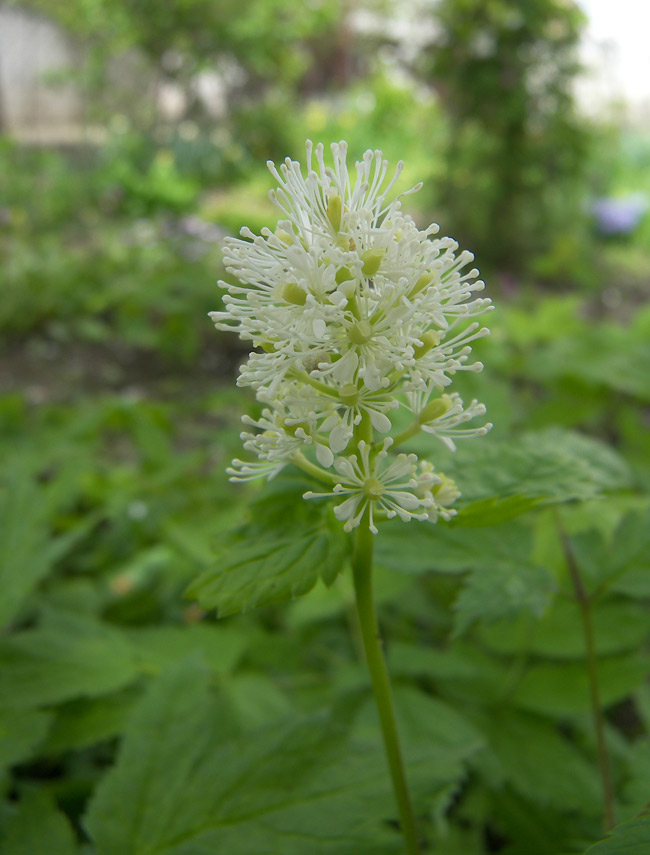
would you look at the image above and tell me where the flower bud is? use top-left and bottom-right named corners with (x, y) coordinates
top-left (349, 320), bottom-right (373, 345)
top-left (413, 330), bottom-right (441, 358)
top-left (339, 384), bottom-right (360, 405)
top-left (361, 249), bottom-right (384, 277)
top-left (281, 282), bottom-right (307, 306)
top-left (419, 395), bottom-right (452, 424)
top-left (327, 194), bottom-right (343, 232)
top-left (336, 266), bottom-right (354, 285)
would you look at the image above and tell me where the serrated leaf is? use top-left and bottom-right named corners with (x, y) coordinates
top-left (453, 561), bottom-right (555, 636)
top-left (512, 655), bottom-right (650, 717)
top-left (409, 429), bottom-right (631, 521)
top-left (1, 791), bottom-right (77, 855)
top-left (0, 611), bottom-right (139, 709)
top-left (584, 816), bottom-right (650, 853)
top-left (85, 658), bottom-right (403, 855)
top-left (186, 517), bottom-right (349, 617)
top-left (187, 470), bottom-right (350, 616)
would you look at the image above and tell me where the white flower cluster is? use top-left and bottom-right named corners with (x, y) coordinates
top-left (211, 141), bottom-right (492, 533)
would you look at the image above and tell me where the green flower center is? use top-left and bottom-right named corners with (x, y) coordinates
top-left (363, 477), bottom-right (385, 499)
top-left (349, 320), bottom-right (372, 345)
top-left (339, 384), bottom-right (360, 406)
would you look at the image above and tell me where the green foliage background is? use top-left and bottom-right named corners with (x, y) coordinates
top-left (1, 0), bottom-right (650, 852)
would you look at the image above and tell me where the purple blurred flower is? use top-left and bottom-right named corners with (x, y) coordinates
top-left (591, 194), bottom-right (648, 236)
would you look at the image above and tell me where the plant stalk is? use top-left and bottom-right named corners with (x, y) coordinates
top-left (558, 519), bottom-right (616, 832)
top-left (352, 520), bottom-right (420, 854)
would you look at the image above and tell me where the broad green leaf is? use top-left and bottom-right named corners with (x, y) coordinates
top-left (575, 511), bottom-right (650, 597)
top-left (360, 686), bottom-right (483, 757)
top-left (453, 561), bottom-right (555, 635)
top-left (454, 495), bottom-right (542, 527)
top-left (584, 816), bottom-right (650, 854)
top-left (389, 641), bottom-right (498, 682)
top-left (524, 326), bottom-right (650, 402)
top-left (187, 528), bottom-right (348, 616)
top-left (478, 599), bottom-right (650, 659)
top-left (0, 464), bottom-right (97, 628)
top-left (42, 688), bottom-right (141, 754)
top-left (128, 624), bottom-right (247, 675)
top-left (409, 429), bottom-right (631, 522)
top-left (621, 739), bottom-right (650, 814)
top-left (186, 470), bottom-right (351, 616)
top-left (0, 611), bottom-right (139, 709)
top-left (85, 658), bottom-right (403, 855)
top-left (388, 641), bottom-right (510, 704)
top-left (482, 710), bottom-right (601, 813)
top-left (0, 708), bottom-right (52, 774)
top-left (186, 486), bottom-right (349, 615)
top-left (512, 655), bottom-right (650, 717)
top-left (1, 791), bottom-right (77, 855)
top-left (222, 673), bottom-right (292, 730)
top-left (376, 519), bottom-right (533, 575)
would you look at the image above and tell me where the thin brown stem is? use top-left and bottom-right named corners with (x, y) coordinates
top-left (557, 515), bottom-right (616, 832)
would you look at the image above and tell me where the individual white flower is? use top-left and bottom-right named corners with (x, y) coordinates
top-left (405, 390), bottom-right (492, 451)
top-left (413, 463), bottom-right (461, 523)
top-left (304, 440), bottom-right (434, 534)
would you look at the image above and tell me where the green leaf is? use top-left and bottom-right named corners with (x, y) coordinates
top-left (584, 816), bottom-right (650, 854)
top-left (0, 464), bottom-right (97, 628)
top-left (128, 624), bottom-right (247, 675)
top-left (376, 519), bottom-right (533, 575)
top-left (1, 791), bottom-right (77, 855)
top-left (187, 528), bottom-right (348, 617)
top-left (388, 641), bottom-right (502, 683)
top-left (0, 708), bottom-right (52, 775)
top-left (42, 688), bottom-right (140, 754)
top-left (454, 495), bottom-right (542, 527)
top-left (512, 655), bottom-right (650, 717)
top-left (85, 658), bottom-right (402, 855)
top-left (453, 561), bottom-right (555, 636)
top-left (478, 599), bottom-right (650, 659)
top-left (0, 611), bottom-right (139, 709)
top-left (482, 710), bottom-right (601, 813)
top-left (186, 479), bottom-right (349, 616)
top-left (524, 325), bottom-right (650, 402)
top-left (571, 511), bottom-right (650, 597)
top-left (409, 429), bottom-right (631, 525)
top-left (222, 672), bottom-right (292, 730)
top-left (388, 641), bottom-right (510, 704)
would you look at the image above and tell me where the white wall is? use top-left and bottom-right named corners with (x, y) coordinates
top-left (0, 6), bottom-right (83, 133)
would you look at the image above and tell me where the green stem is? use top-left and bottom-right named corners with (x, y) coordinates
top-left (291, 452), bottom-right (338, 485)
top-left (290, 369), bottom-right (337, 397)
top-left (352, 521), bottom-right (420, 854)
top-left (391, 420), bottom-right (421, 450)
top-left (557, 517), bottom-right (616, 833)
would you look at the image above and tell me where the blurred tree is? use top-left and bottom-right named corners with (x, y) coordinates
top-left (419, 0), bottom-right (591, 275)
top-left (16, 0), bottom-right (348, 157)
